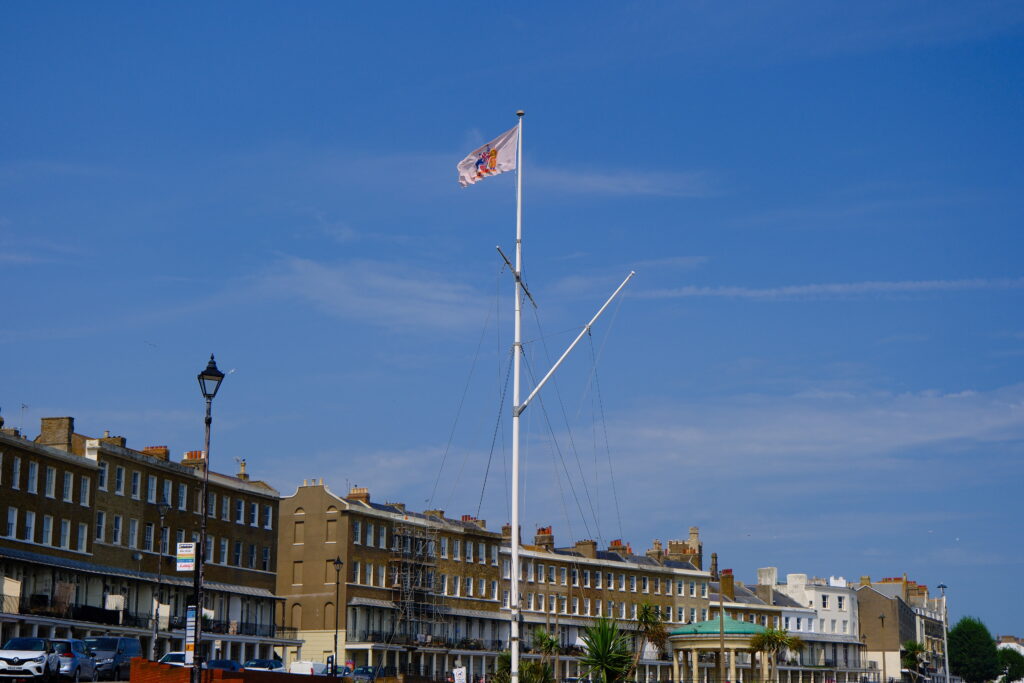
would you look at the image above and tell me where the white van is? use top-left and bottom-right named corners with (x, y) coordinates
top-left (289, 661), bottom-right (328, 675)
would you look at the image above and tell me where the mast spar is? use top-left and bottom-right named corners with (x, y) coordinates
top-left (505, 110), bottom-right (634, 683)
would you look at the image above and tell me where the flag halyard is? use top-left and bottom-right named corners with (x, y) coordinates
top-left (457, 125), bottom-right (519, 187)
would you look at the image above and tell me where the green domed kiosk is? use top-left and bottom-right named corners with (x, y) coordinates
top-left (668, 617), bottom-right (766, 683)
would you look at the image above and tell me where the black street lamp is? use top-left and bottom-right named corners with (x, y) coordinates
top-left (192, 355), bottom-right (224, 683)
top-left (151, 498), bottom-right (170, 659)
top-left (333, 557), bottom-right (344, 676)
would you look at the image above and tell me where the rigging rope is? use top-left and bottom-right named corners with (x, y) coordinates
top-left (522, 352), bottom-right (595, 541)
top-left (430, 263), bottom-right (498, 510)
top-left (528, 306), bottom-right (602, 542)
top-left (476, 348), bottom-right (514, 519)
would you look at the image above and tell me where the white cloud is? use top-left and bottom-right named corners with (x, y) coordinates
top-left (256, 256), bottom-right (489, 332)
top-left (641, 277), bottom-right (1024, 300)
top-left (532, 167), bottom-right (714, 198)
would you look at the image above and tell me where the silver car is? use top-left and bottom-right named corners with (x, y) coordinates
top-left (51, 640), bottom-right (98, 683)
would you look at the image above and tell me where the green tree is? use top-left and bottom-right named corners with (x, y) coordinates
top-left (997, 648), bottom-right (1024, 683)
top-left (749, 629), bottom-right (805, 683)
top-left (532, 627), bottom-right (561, 682)
top-left (901, 641), bottom-right (927, 683)
top-left (949, 617), bottom-right (1000, 683)
top-left (580, 618), bottom-right (635, 683)
top-left (492, 651), bottom-right (553, 683)
top-left (632, 602), bottom-right (670, 677)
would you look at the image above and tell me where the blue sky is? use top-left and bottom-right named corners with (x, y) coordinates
top-left (2, 2), bottom-right (1023, 635)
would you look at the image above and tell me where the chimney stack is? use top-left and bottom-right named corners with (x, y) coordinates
top-left (575, 539), bottom-right (598, 559)
top-left (181, 450), bottom-right (206, 471)
top-left (348, 486), bottom-right (370, 504)
top-left (142, 446), bottom-right (170, 461)
top-left (534, 526), bottom-right (554, 551)
top-left (646, 539), bottom-right (665, 562)
top-left (461, 515), bottom-right (487, 529)
top-left (720, 568), bottom-right (735, 601)
top-left (38, 417), bottom-right (74, 452)
top-left (710, 552), bottom-right (719, 580)
top-left (236, 458), bottom-right (249, 481)
top-left (757, 567), bottom-right (778, 586)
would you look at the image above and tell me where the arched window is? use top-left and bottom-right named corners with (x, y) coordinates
top-left (291, 602), bottom-right (303, 629)
top-left (324, 602), bottom-right (336, 630)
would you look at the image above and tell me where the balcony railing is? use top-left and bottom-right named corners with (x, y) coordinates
top-left (1, 595), bottom-right (297, 639)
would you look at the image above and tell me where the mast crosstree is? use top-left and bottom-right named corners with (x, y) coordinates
top-left (498, 111), bottom-right (635, 683)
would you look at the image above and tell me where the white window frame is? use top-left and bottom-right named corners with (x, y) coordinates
top-left (25, 510), bottom-right (37, 542)
top-left (113, 464), bottom-right (123, 497)
top-left (80, 477), bottom-right (91, 507)
top-left (62, 472), bottom-right (73, 502)
top-left (44, 466), bottom-right (56, 498)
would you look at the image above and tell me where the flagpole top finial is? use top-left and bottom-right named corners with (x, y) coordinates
top-left (516, 110), bottom-right (525, 117)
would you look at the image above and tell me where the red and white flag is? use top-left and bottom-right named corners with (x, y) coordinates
top-left (457, 126), bottom-right (518, 187)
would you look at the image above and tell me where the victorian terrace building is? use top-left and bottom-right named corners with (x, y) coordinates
top-left (0, 416), bottom-right (297, 663)
top-left (278, 481), bottom-right (711, 682)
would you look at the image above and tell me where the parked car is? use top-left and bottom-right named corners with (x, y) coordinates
top-left (82, 637), bottom-right (142, 681)
top-left (51, 639), bottom-right (98, 683)
top-left (289, 661), bottom-right (329, 675)
top-left (0, 637), bottom-right (60, 681)
top-left (203, 660), bottom-right (244, 672)
top-left (242, 659), bottom-right (284, 672)
top-left (351, 665), bottom-right (384, 681)
top-left (156, 652), bottom-right (186, 667)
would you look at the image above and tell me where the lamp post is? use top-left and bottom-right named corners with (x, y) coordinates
top-left (878, 614), bottom-right (887, 683)
top-left (333, 557), bottom-right (344, 676)
top-left (193, 355), bottom-right (224, 683)
top-left (151, 498), bottom-right (170, 659)
top-left (937, 585), bottom-right (951, 683)
top-left (718, 590), bottom-right (726, 683)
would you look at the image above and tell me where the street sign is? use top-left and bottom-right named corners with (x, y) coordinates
top-left (176, 542), bottom-right (196, 572)
top-left (453, 667), bottom-right (467, 683)
top-left (184, 605), bottom-right (196, 665)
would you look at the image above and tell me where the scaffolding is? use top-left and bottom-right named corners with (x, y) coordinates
top-left (389, 521), bottom-right (449, 646)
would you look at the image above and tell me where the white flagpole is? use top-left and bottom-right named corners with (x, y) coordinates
top-left (510, 109), bottom-right (524, 683)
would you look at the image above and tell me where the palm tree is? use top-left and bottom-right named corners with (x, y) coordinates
top-left (533, 627), bottom-right (561, 682)
top-left (902, 641), bottom-right (927, 683)
top-left (632, 602), bottom-right (669, 679)
top-left (580, 618), bottom-right (635, 683)
top-left (749, 629), bottom-right (805, 683)
top-left (493, 651), bottom-right (553, 683)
